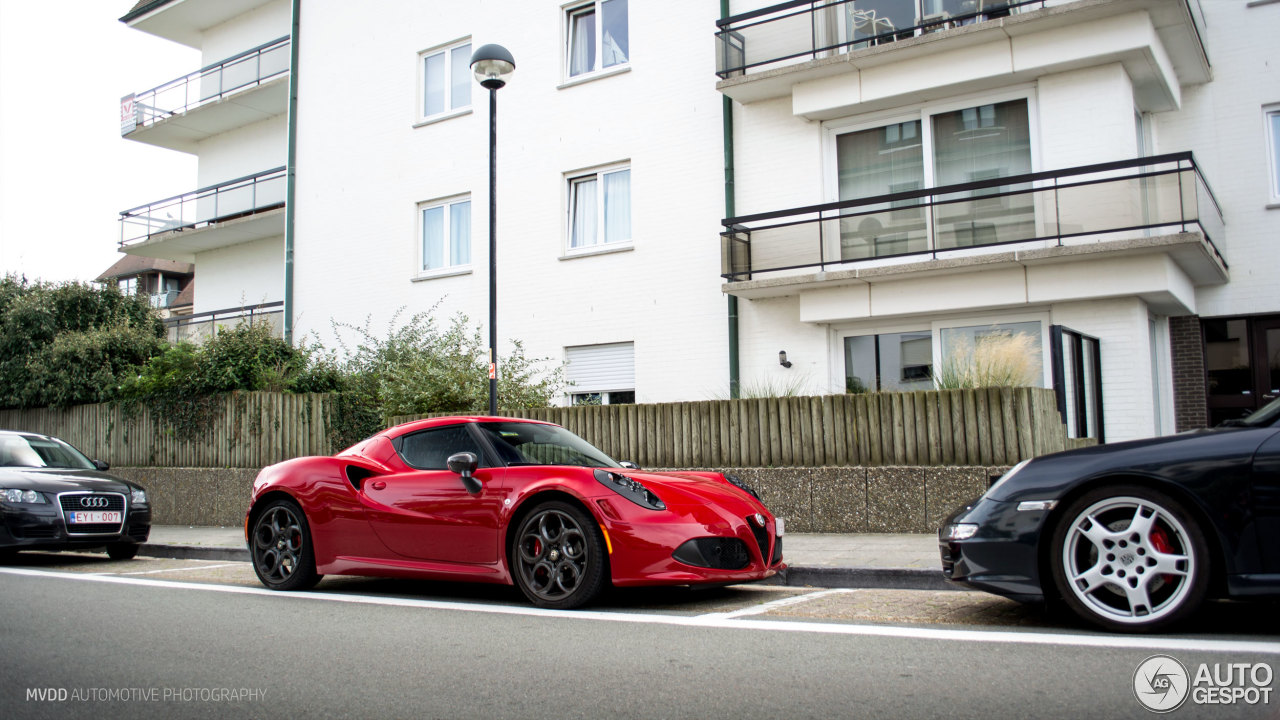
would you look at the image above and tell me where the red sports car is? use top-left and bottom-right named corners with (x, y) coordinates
top-left (245, 416), bottom-right (784, 608)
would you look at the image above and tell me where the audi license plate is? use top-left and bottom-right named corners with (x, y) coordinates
top-left (68, 511), bottom-right (122, 524)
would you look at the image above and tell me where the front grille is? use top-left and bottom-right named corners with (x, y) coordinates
top-left (58, 493), bottom-right (126, 535)
top-left (749, 518), bottom-right (770, 564)
top-left (771, 536), bottom-right (783, 564)
top-left (12, 526), bottom-right (56, 539)
top-left (672, 538), bottom-right (751, 570)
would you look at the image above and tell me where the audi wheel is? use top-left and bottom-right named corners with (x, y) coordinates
top-left (1050, 485), bottom-right (1209, 632)
top-left (106, 542), bottom-right (139, 560)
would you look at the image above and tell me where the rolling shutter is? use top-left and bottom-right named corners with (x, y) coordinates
top-left (565, 342), bottom-right (635, 393)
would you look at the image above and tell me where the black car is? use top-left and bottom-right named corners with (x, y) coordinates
top-left (0, 431), bottom-right (150, 560)
top-left (940, 398), bottom-right (1280, 632)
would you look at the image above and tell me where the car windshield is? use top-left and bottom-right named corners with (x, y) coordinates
top-left (1225, 396), bottom-right (1280, 428)
top-left (0, 434), bottom-right (95, 470)
top-left (477, 422), bottom-right (620, 468)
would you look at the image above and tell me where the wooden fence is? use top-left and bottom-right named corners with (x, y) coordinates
top-left (0, 387), bottom-right (1088, 469)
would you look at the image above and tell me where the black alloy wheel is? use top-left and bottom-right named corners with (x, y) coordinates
top-left (1049, 485), bottom-right (1209, 632)
top-left (251, 498), bottom-right (322, 591)
top-left (511, 501), bottom-right (608, 609)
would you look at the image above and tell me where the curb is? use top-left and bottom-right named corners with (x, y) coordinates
top-left (135, 544), bottom-right (967, 593)
top-left (139, 543), bottom-right (249, 562)
top-left (769, 565), bottom-right (970, 592)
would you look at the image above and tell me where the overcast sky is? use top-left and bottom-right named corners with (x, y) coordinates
top-left (0, 0), bottom-right (198, 284)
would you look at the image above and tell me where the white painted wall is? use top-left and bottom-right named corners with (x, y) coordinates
top-left (194, 236), bottom-right (283, 312)
top-left (200, 0), bottom-right (291, 66)
top-left (195, 115), bottom-right (287, 187)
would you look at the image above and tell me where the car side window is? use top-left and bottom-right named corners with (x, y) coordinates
top-left (397, 426), bottom-right (484, 470)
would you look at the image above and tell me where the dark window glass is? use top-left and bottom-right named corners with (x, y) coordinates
top-left (1204, 319), bottom-right (1251, 397)
top-left (398, 425), bottom-right (483, 470)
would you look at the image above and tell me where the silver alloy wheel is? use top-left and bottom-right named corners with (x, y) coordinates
top-left (253, 504), bottom-right (304, 585)
top-left (1061, 495), bottom-right (1196, 625)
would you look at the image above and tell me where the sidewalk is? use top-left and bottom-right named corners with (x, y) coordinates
top-left (142, 526), bottom-right (959, 592)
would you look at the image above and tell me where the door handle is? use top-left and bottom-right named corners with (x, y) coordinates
top-left (371, 481), bottom-right (386, 490)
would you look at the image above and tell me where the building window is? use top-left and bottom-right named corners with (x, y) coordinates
top-left (1267, 105), bottom-right (1280, 203)
top-left (418, 196), bottom-right (471, 275)
top-left (832, 95), bottom-right (1033, 259)
top-left (117, 277), bottom-right (138, 296)
top-left (420, 40), bottom-right (471, 121)
top-left (844, 331), bottom-right (933, 393)
top-left (566, 0), bottom-right (629, 78)
top-left (937, 320), bottom-right (1044, 388)
top-left (566, 342), bottom-right (634, 405)
top-left (568, 165), bottom-right (631, 250)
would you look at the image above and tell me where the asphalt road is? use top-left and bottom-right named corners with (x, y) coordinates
top-left (1, 553), bottom-right (1277, 720)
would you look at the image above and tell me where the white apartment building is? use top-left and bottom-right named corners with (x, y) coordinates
top-left (119, 0), bottom-right (292, 332)
top-left (115, 0), bottom-right (1280, 443)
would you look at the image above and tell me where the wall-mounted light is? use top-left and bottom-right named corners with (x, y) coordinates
top-left (778, 350), bottom-right (792, 369)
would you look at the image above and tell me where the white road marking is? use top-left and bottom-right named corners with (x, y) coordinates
top-left (699, 588), bottom-right (856, 619)
top-left (2, 566), bottom-right (1277, 655)
top-left (116, 562), bottom-right (242, 576)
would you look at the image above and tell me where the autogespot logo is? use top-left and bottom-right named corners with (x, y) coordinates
top-left (1134, 655), bottom-right (1190, 713)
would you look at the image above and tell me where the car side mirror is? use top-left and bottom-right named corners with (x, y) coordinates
top-left (93, 459), bottom-right (110, 471)
top-left (619, 461), bottom-right (640, 470)
top-left (448, 452), bottom-right (482, 494)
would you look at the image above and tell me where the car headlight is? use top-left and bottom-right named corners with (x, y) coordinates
top-left (1, 488), bottom-right (47, 504)
top-left (940, 523), bottom-right (979, 541)
top-left (594, 469), bottom-right (665, 511)
top-left (724, 473), bottom-right (761, 501)
top-left (983, 458), bottom-right (1032, 500)
top-left (130, 488), bottom-right (148, 506)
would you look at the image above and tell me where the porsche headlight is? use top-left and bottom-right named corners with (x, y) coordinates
top-left (130, 488), bottom-right (148, 506)
top-left (983, 458), bottom-right (1032, 500)
top-left (1, 488), bottom-right (47, 504)
top-left (594, 469), bottom-right (665, 511)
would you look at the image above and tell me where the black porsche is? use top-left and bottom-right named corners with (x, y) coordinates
top-left (0, 430), bottom-right (150, 560)
top-left (940, 398), bottom-right (1280, 632)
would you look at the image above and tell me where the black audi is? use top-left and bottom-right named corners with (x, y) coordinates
top-left (940, 398), bottom-right (1280, 632)
top-left (0, 430), bottom-right (150, 560)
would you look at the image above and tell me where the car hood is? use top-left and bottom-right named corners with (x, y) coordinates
top-left (0, 467), bottom-right (137, 493)
top-left (619, 470), bottom-right (763, 510)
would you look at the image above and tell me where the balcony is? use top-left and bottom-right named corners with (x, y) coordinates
top-left (163, 302), bottom-right (284, 344)
top-left (721, 153), bottom-right (1226, 306)
top-left (715, 0), bottom-right (1210, 112)
top-left (119, 167), bottom-right (286, 263)
top-left (121, 0), bottom-right (281, 48)
top-left (121, 36), bottom-right (290, 152)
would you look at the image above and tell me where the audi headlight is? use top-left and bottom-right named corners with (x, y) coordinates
top-left (130, 488), bottom-right (148, 506)
top-left (1, 488), bottom-right (47, 504)
top-left (594, 469), bottom-right (665, 511)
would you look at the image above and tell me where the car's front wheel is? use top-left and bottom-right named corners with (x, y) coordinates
top-left (1050, 485), bottom-right (1209, 632)
top-left (251, 498), bottom-right (321, 591)
top-left (511, 501), bottom-right (608, 609)
top-left (106, 543), bottom-right (139, 560)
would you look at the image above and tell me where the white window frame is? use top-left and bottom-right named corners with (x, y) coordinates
top-left (416, 37), bottom-right (472, 126)
top-left (1266, 103), bottom-right (1280, 206)
top-left (414, 194), bottom-right (472, 280)
top-left (564, 162), bottom-right (632, 257)
top-left (931, 311), bottom-right (1052, 389)
top-left (560, 0), bottom-right (630, 87)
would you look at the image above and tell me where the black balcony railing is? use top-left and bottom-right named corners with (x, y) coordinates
top-left (716, 0), bottom-right (1046, 79)
top-left (721, 152), bottom-right (1225, 281)
top-left (123, 36), bottom-right (290, 132)
top-left (120, 167), bottom-right (286, 247)
top-left (163, 302), bottom-right (284, 344)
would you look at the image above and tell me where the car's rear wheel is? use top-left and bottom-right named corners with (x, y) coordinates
top-left (251, 498), bottom-right (321, 591)
top-left (106, 543), bottom-right (139, 560)
top-left (1050, 485), bottom-right (1209, 632)
top-left (511, 501), bottom-right (608, 609)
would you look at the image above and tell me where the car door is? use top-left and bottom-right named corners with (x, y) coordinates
top-left (1250, 430), bottom-right (1280, 572)
top-left (361, 424), bottom-right (503, 564)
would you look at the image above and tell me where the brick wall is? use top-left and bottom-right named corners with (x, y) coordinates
top-left (1169, 315), bottom-right (1208, 432)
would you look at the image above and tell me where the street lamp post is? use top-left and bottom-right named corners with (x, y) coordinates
top-left (470, 44), bottom-right (515, 417)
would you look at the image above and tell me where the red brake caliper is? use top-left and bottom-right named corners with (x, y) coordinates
top-left (1150, 526), bottom-right (1175, 583)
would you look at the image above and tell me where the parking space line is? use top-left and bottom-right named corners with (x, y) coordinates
top-left (2, 566), bottom-right (1277, 655)
top-left (698, 588), bottom-right (856, 620)
top-left (116, 562), bottom-right (243, 576)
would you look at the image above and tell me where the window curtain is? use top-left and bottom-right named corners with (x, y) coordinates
top-left (570, 10), bottom-right (596, 76)
top-left (601, 0), bottom-right (628, 67)
top-left (450, 44), bottom-right (471, 110)
top-left (423, 52), bottom-right (445, 116)
top-left (570, 178), bottom-right (598, 248)
top-left (931, 98), bottom-right (1031, 187)
top-left (421, 206), bottom-right (444, 270)
top-left (603, 170), bottom-right (630, 244)
top-left (450, 201), bottom-right (470, 265)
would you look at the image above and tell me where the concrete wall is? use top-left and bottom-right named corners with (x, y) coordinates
top-left (112, 465), bottom-right (1007, 533)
